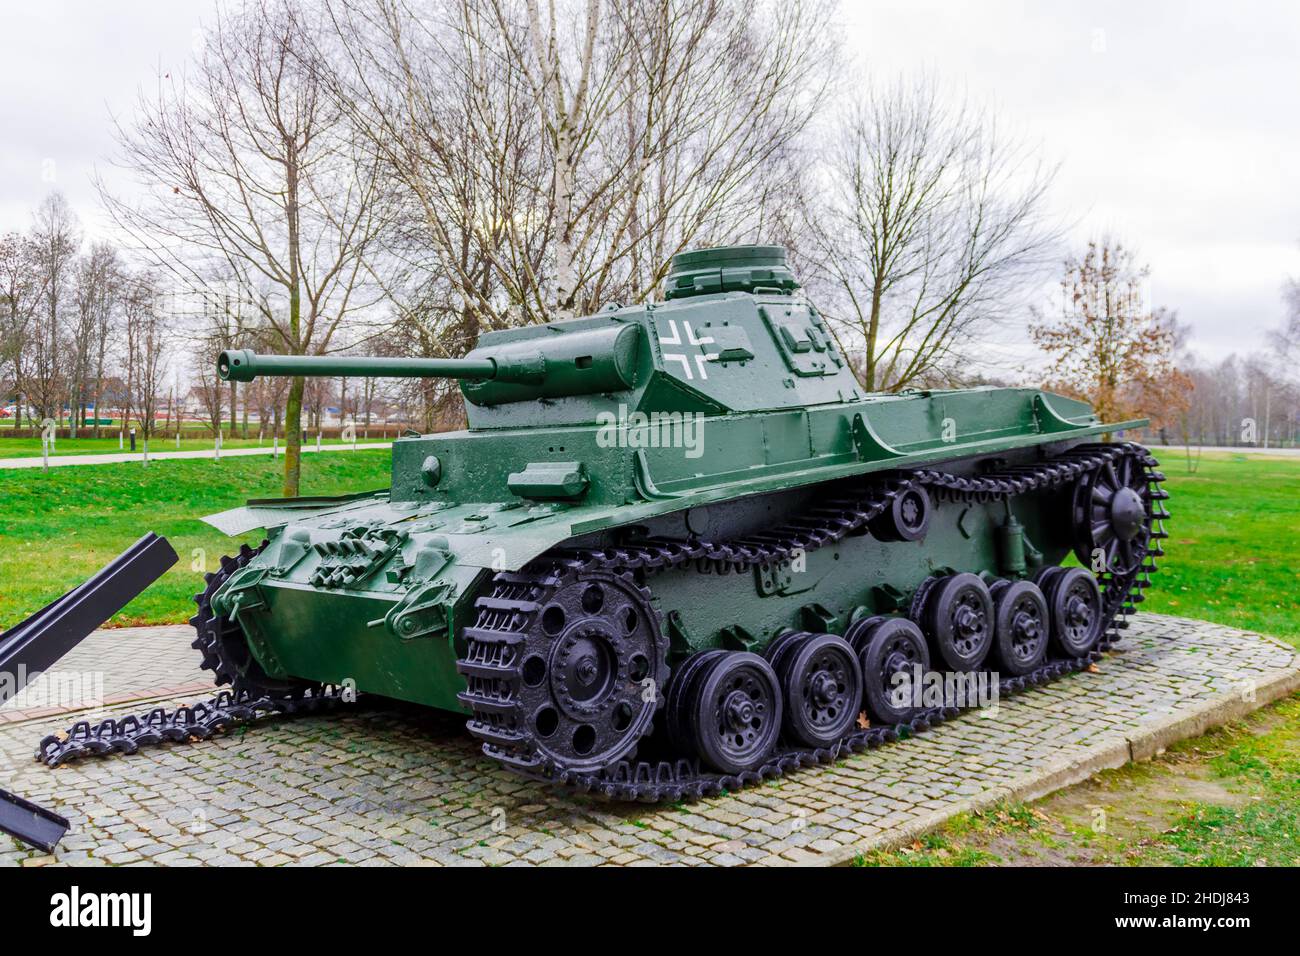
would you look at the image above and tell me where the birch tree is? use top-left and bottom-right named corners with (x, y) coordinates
top-left (327, 0), bottom-right (835, 336)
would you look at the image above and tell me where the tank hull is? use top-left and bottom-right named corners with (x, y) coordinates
top-left (201, 387), bottom-right (1138, 715)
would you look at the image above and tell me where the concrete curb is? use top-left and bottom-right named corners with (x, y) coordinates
top-left (814, 663), bottom-right (1300, 867)
top-left (1127, 665), bottom-right (1300, 762)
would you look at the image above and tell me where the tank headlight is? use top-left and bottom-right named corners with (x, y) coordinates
top-left (421, 455), bottom-right (442, 488)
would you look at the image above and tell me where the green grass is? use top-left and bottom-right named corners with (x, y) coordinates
top-left (1138, 452), bottom-right (1300, 644)
top-left (0, 450), bottom-right (392, 626)
top-left (853, 695), bottom-right (1300, 867)
top-left (851, 449), bottom-right (1300, 868)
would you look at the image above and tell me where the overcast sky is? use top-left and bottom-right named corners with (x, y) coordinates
top-left (1, 0), bottom-right (1296, 366)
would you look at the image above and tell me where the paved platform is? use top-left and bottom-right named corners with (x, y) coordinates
top-left (1, 615), bottom-right (1296, 867)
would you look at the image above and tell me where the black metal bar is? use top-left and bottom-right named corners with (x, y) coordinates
top-left (0, 532), bottom-right (179, 708)
top-left (0, 788), bottom-right (69, 852)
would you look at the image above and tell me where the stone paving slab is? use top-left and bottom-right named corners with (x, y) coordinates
top-left (1, 625), bottom-right (206, 723)
top-left (1, 615), bottom-right (1296, 867)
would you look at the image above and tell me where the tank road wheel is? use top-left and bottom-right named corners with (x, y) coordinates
top-left (1044, 567), bottom-right (1104, 657)
top-left (1071, 451), bottom-right (1154, 576)
top-left (190, 542), bottom-right (316, 698)
top-left (667, 651), bottom-right (783, 775)
top-left (461, 568), bottom-right (668, 776)
top-left (988, 580), bottom-right (1049, 676)
top-left (920, 573), bottom-right (994, 672)
top-left (849, 617), bottom-right (930, 726)
top-left (767, 633), bottom-right (862, 748)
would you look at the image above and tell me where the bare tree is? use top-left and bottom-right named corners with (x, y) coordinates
top-left (192, 355), bottom-right (228, 438)
top-left (26, 193), bottom-right (82, 425)
top-left (801, 77), bottom-right (1060, 391)
top-left (359, 373), bottom-right (378, 435)
top-left (123, 274), bottom-right (170, 450)
top-left (326, 0), bottom-right (836, 345)
top-left (0, 232), bottom-right (42, 426)
top-left (70, 242), bottom-right (125, 436)
top-left (102, 0), bottom-right (386, 495)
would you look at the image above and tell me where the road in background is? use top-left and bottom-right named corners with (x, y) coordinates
top-left (0, 442), bottom-right (392, 470)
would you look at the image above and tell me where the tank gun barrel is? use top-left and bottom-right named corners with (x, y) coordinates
top-left (218, 349), bottom-right (519, 384)
top-left (217, 322), bottom-right (641, 407)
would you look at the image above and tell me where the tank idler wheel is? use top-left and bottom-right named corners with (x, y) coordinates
top-left (766, 632), bottom-right (862, 748)
top-left (920, 572), bottom-right (994, 673)
top-left (1044, 567), bottom-right (1104, 657)
top-left (988, 580), bottom-right (1050, 676)
top-left (868, 485), bottom-right (932, 542)
top-left (668, 651), bottom-right (783, 775)
top-left (1071, 451), bottom-right (1153, 575)
top-left (853, 617), bottom-right (930, 726)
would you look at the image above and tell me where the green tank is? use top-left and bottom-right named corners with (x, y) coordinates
top-left (197, 245), bottom-right (1168, 800)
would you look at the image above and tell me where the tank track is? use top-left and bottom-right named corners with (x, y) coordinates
top-left (459, 442), bottom-right (1168, 802)
top-left (33, 686), bottom-right (350, 767)
top-left (34, 536), bottom-right (352, 768)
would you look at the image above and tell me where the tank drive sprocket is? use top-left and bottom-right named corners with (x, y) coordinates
top-left (457, 562), bottom-right (669, 776)
top-left (189, 541), bottom-right (319, 699)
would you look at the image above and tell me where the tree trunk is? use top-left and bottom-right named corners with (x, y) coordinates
top-left (283, 142), bottom-right (303, 497)
top-left (554, 128), bottom-right (576, 318)
top-left (283, 375), bottom-right (304, 497)
top-left (229, 380), bottom-right (237, 439)
top-left (865, 278), bottom-right (884, 392)
top-left (91, 369), bottom-right (103, 438)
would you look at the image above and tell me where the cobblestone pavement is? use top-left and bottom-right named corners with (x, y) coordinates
top-left (1, 615), bottom-right (1296, 867)
top-left (0, 626), bottom-right (208, 725)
